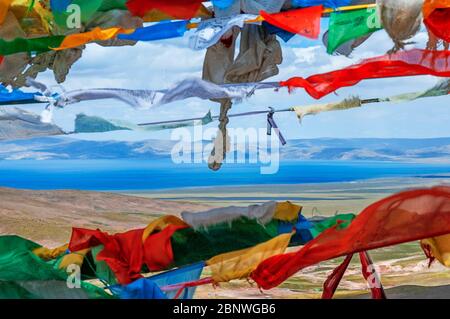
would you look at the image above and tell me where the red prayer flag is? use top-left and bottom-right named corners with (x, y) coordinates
top-left (321, 254), bottom-right (353, 299)
top-left (251, 186), bottom-right (450, 290)
top-left (69, 223), bottom-right (188, 284)
top-left (126, 0), bottom-right (203, 19)
top-left (260, 6), bottom-right (323, 39)
top-left (143, 224), bottom-right (188, 271)
top-left (280, 49), bottom-right (450, 99)
top-left (424, 8), bottom-right (450, 43)
top-left (69, 228), bottom-right (145, 284)
top-left (359, 251), bottom-right (386, 299)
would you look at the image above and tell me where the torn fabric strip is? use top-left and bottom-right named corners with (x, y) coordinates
top-left (29, 78), bottom-right (278, 109)
top-left (280, 49), bottom-right (450, 99)
top-left (189, 14), bottom-right (258, 50)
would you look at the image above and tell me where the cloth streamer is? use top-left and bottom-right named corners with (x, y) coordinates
top-left (212, 0), bottom-right (235, 9)
top-left (68, 219), bottom-right (189, 285)
top-left (0, 85), bottom-right (41, 104)
top-left (53, 27), bottom-right (132, 51)
top-left (423, 0), bottom-right (450, 18)
top-left (74, 111), bottom-right (213, 133)
top-left (113, 277), bottom-right (167, 299)
top-left (181, 201), bottom-right (278, 229)
top-left (27, 78), bottom-right (277, 110)
top-left (292, 0), bottom-right (352, 8)
top-left (126, 0), bottom-right (204, 19)
top-left (207, 233), bottom-right (292, 283)
top-left (0, 236), bottom-right (112, 299)
top-left (326, 8), bottom-right (382, 54)
top-left (212, 0), bottom-right (286, 17)
top-left (309, 213), bottom-right (355, 238)
top-left (260, 6), bottom-right (323, 39)
top-left (280, 49), bottom-right (450, 99)
top-left (135, 79), bottom-right (449, 131)
top-left (263, 22), bottom-right (296, 42)
top-left (322, 30), bottom-right (373, 57)
top-left (251, 186), bottom-right (450, 289)
top-left (0, 36), bottom-right (65, 56)
top-left (118, 20), bottom-right (188, 41)
top-left (321, 254), bottom-right (353, 298)
top-left (423, 8), bottom-right (450, 43)
top-left (147, 262), bottom-right (205, 299)
top-left (359, 251), bottom-right (386, 299)
top-left (380, 78), bottom-right (450, 103)
top-left (111, 261), bottom-right (205, 299)
top-left (171, 217), bottom-right (280, 267)
top-left (189, 14), bottom-right (258, 50)
top-left (0, 0), bottom-right (12, 25)
top-left (293, 96), bottom-right (362, 120)
top-left (321, 251), bottom-right (386, 299)
top-left (51, 0), bottom-right (104, 28)
top-left (421, 234), bottom-right (450, 267)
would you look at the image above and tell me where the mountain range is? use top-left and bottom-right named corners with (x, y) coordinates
top-left (1, 136), bottom-right (450, 162)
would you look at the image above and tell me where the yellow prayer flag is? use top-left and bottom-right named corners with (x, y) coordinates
top-left (421, 233), bottom-right (450, 267)
top-left (207, 233), bottom-right (293, 283)
top-left (33, 243), bottom-right (69, 260)
top-left (58, 249), bottom-right (90, 269)
top-left (33, 243), bottom-right (89, 270)
top-left (274, 201), bottom-right (302, 221)
top-left (142, 215), bottom-right (190, 242)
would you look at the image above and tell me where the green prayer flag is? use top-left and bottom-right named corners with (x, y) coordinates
top-left (74, 114), bottom-right (131, 134)
top-left (310, 213), bottom-right (356, 238)
top-left (0, 36), bottom-right (65, 56)
top-left (74, 111), bottom-right (214, 134)
top-left (327, 8), bottom-right (382, 54)
top-left (53, 0), bottom-right (104, 29)
top-left (171, 217), bottom-right (280, 267)
top-left (0, 236), bottom-right (113, 299)
top-left (99, 0), bottom-right (128, 11)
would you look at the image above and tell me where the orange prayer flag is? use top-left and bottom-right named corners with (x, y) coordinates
top-left (260, 6), bottom-right (323, 39)
top-left (52, 27), bottom-right (133, 51)
top-left (0, 0), bottom-right (13, 25)
top-left (423, 0), bottom-right (450, 18)
top-left (424, 7), bottom-right (450, 42)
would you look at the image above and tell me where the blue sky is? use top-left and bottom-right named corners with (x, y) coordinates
top-left (17, 19), bottom-right (450, 141)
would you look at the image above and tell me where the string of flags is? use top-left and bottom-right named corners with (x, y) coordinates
top-left (1, 1), bottom-right (449, 87)
top-left (1, 76), bottom-right (447, 143)
top-left (1, 2), bottom-right (446, 57)
top-left (0, 0), bottom-right (449, 301)
top-left (15, 49), bottom-right (450, 111)
top-left (0, 1), bottom-right (449, 170)
top-left (0, 186), bottom-right (449, 299)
